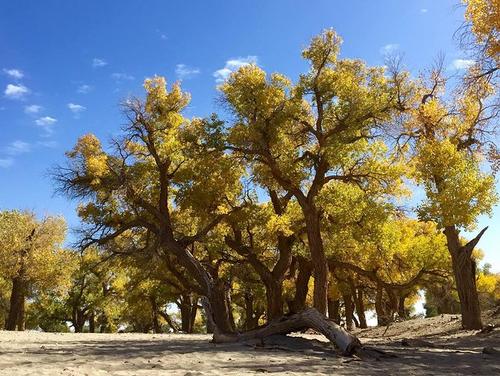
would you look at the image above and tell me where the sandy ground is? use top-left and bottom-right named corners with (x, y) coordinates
top-left (1, 314), bottom-right (499, 375)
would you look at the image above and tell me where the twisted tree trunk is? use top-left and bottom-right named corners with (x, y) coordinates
top-left (213, 308), bottom-right (362, 355)
top-left (444, 226), bottom-right (485, 330)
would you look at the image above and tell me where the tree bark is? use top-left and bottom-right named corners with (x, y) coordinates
top-left (328, 298), bottom-right (341, 324)
top-left (150, 296), bottom-right (162, 334)
top-left (343, 294), bottom-right (354, 331)
top-left (288, 257), bottom-right (312, 313)
top-left (304, 210), bottom-right (328, 314)
top-left (212, 308), bottom-right (362, 356)
top-left (6, 275), bottom-right (26, 331)
top-left (375, 286), bottom-right (389, 326)
top-left (89, 312), bottom-right (95, 333)
top-left (354, 289), bottom-right (367, 329)
top-left (444, 226), bottom-right (484, 329)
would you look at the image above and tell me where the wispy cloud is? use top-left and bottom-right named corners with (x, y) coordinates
top-left (380, 44), bottom-right (399, 55)
top-left (420, 8), bottom-right (428, 14)
top-left (175, 64), bottom-right (200, 80)
top-left (24, 104), bottom-right (43, 114)
top-left (0, 158), bottom-right (14, 168)
top-left (68, 103), bottom-right (86, 118)
top-left (111, 72), bottom-right (135, 82)
top-left (450, 58), bottom-right (475, 70)
top-left (213, 56), bottom-right (258, 83)
top-left (92, 58), bottom-right (108, 68)
top-left (3, 68), bottom-right (24, 79)
top-left (77, 84), bottom-right (92, 94)
top-left (68, 103), bottom-right (86, 113)
top-left (5, 140), bottom-right (31, 155)
top-left (35, 116), bottom-right (57, 135)
top-left (4, 84), bottom-right (29, 99)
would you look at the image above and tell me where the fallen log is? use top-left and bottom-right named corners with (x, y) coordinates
top-left (212, 308), bottom-right (362, 355)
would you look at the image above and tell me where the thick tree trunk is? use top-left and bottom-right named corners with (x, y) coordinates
top-left (354, 289), bottom-right (367, 329)
top-left (266, 281), bottom-right (284, 320)
top-left (213, 308), bottom-right (362, 355)
top-left (6, 276), bottom-right (25, 331)
top-left (304, 211), bottom-right (328, 314)
top-left (16, 291), bottom-right (25, 331)
top-left (288, 257), bottom-right (312, 313)
top-left (207, 282), bottom-right (234, 334)
top-left (328, 298), bottom-right (341, 324)
top-left (444, 226), bottom-right (484, 329)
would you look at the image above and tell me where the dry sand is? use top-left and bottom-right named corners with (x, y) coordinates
top-left (1, 313), bottom-right (499, 375)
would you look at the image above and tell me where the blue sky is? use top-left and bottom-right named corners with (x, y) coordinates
top-left (1, 0), bottom-right (498, 270)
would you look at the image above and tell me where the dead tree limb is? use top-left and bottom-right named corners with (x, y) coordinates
top-left (212, 308), bottom-right (362, 355)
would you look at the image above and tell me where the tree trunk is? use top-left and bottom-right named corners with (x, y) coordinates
top-left (6, 276), bottom-right (26, 331)
top-left (16, 292), bottom-right (25, 331)
top-left (444, 226), bottom-right (484, 329)
top-left (89, 312), bottom-right (95, 333)
top-left (375, 286), bottom-right (389, 326)
top-left (213, 308), bottom-right (362, 355)
top-left (266, 281), bottom-right (284, 321)
top-left (207, 282), bottom-right (234, 334)
top-left (328, 298), bottom-right (341, 324)
top-left (244, 291), bottom-right (256, 330)
top-left (354, 289), bottom-right (367, 329)
top-left (150, 296), bottom-right (162, 334)
top-left (304, 211), bottom-right (328, 314)
top-left (343, 294), bottom-right (354, 331)
top-left (398, 295), bottom-right (407, 319)
top-left (288, 257), bottom-right (312, 313)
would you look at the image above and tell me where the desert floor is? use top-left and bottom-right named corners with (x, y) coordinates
top-left (1, 313), bottom-right (499, 375)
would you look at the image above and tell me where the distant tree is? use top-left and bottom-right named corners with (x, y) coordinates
top-left (0, 210), bottom-right (71, 330)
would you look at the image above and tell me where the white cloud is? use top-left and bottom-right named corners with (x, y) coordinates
top-left (4, 84), bottom-right (29, 99)
top-left (92, 58), bottom-right (108, 68)
top-left (24, 104), bottom-right (42, 114)
top-left (35, 116), bottom-right (57, 135)
top-left (175, 64), bottom-right (200, 79)
top-left (68, 103), bottom-right (86, 113)
top-left (0, 158), bottom-right (13, 168)
top-left (380, 44), bottom-right (399, 55)
top-left (160, 34), bottom-right (167, 40)
top-left (213, 56), bottom-right (258, 83)
top-left (77, 84), bottom-right (92, 94)
top-left (3, 68), bottom-right (24, 79)
top-left (111, 72), bottom-right (135, 82)
top-left (5, 140), bottom-right (31, 155)
top-left (450, 59), bottom-right (475, 70)
top-left (420, 8), bottom-right (428, 13)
